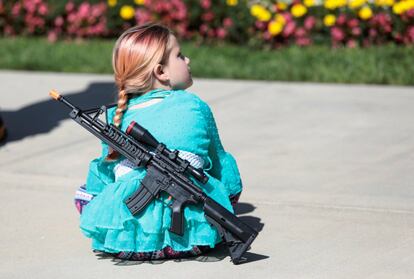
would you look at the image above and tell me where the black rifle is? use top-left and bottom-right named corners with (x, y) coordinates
top-left (50, 90), bottom-right (258, 264)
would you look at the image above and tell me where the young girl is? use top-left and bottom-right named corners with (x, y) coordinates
top-left (75, 23), bottom-right (243, 261)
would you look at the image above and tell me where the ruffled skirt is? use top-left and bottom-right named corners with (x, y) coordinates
top-left (79, 168), bottom-right (239, 255)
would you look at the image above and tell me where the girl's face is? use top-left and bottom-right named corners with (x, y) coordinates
top-left (163, 35), bottom-right (192, 90)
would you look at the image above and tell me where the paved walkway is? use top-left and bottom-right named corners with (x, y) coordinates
top-left (0, 70), bottom-right (413, 279)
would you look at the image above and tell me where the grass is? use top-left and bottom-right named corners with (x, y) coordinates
top-left (0, 36), bottom-right (413, 85)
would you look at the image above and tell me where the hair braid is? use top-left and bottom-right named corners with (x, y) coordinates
top-left (113, 89), bottom-right (128, 128)
top-left (106, 88), bottom-right (128, 160)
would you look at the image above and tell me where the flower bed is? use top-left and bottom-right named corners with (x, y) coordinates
top-left (0, 0), bottom-right (413, 47)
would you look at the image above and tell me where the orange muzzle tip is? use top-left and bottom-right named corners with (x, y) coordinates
top-left (49, 89), bottom-right (61, 100)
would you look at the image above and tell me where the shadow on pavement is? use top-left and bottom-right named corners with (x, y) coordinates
top-left (1, 82), bottom-right (116, 143)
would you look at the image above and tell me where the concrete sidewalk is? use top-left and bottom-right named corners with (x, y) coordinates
top-left (0, 70), bottom-right (413, 279)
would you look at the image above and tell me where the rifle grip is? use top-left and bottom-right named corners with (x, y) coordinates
top-left (169, 200), bottom-right (185, 236)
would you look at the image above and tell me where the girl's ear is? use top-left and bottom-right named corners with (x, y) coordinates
top-left (153, 64), bottom-right (169, 82)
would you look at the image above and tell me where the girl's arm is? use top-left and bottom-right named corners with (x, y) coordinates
top-left (198, 99), bottom-right (243, 197)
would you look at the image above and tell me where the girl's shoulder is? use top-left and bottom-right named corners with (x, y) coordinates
top-left (170, 89), bottom-right (204, 105)
top-left (171, 90), bottom-right (211, 112)
top-left (105, 89), bottom-right (211, 125)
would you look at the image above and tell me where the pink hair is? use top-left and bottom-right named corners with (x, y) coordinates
top-left (107, 23), bottom-right (172, 160)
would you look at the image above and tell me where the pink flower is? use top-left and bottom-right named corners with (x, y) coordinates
top-left (202, 11), bottom-right (214, 22)
top-left (304, 16), bottom-right (316, 30)
top-left (216, 27), bottom-right (227, 39)
top-left (255, 21), bottom-right (266, 30)
top-left (336, 14), bottom-right (347, 26)
top-left (407, 26), bottom-right (414, 41)
top-left (346, 39), bottom-right (357, 48)
top-left (200, 24), bottom-right (209, 34)
top-left (347, 18), bottom-right (359, 28)
top-left (351, 27), bottom-right (361, 36)
top-left (48, 31), bottom-right (58, 43)
top-left (66, 2), bottom-right (75, 13)
top-left (4, 25), bottom-right (15, 36)
top-left (200, 0), bottom-right (211, 9)
top-left (331, 27), bottom-right (345, 41)
top-left (38, 3), bottom-right (48, 16)
top-left (78, 3), bottom-right (90, 18)
top-left (369, 28), bottom-right (377, 38)
top-left (135, 9), bottom-right (152, 25)
top-left (295, 27), bottom-right (306, 38)
top-left (283, 21), bottom-right (296, 37)
top-left (283, 12), bottom-right (292, 23)
top-left (11, 3), bottom-right (21, 17)
top-left (296, 37), bottom-right (311, 46)
top-left (407, 8), bottom-right (414, 18)
top-left (223, 17), bottom-right (233, 28)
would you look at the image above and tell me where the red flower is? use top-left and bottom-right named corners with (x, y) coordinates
top-left (202, 11), bottom-right (214, 22)
top-left (336, 14), bottom-right (347, 26)
top-left (347, 18), bottom-right (359, 28)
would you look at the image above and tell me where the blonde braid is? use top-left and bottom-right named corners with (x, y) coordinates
top-left (113, 89), bottom-right (128, 128)
top-left (106, 88), bottom-right (128, 160)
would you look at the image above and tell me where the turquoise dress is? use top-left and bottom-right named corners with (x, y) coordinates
top-left (80, 89), bottom-right (242, 253)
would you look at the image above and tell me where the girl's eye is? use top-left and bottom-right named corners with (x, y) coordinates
top-left (178, 53), bottom-right (185, 60)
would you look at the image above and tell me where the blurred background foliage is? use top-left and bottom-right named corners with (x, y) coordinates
top-left (0, 0), bottom-right (413, 84)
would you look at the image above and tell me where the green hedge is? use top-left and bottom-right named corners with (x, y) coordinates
top-left (0, 37), bottom-right (413, 85)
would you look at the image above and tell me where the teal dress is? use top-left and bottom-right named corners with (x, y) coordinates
top-left (80, 89), bottom-right (242, 253)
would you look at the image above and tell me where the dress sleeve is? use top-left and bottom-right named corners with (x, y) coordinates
top-left (197, 99), bottom-right (243, 197)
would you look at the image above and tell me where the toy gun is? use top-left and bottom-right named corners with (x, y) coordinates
top-left (49, 90), bottom-right (258, 264)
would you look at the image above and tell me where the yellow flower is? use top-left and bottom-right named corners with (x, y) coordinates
top-left (324, 0), bottom-right (337, 9)
top-left (259, 10), bottom-right (272, 21)
top-left (226, 0), bottom-right (238, 6)
top-left (268, 20), bottom-right (284, 36)
top-left (402, 0), bottom-right (414, 11)
top-left (120, 5), bottom-right (135, 20)
top-left (392, 0), bottom-right (414, 14)
top-left (275, 14), bottom-right (286, 25)
top-left (134, 0), bottom-right (145, 5)
top-left (304, 0), bottom-right (316, 7)
top-left (359, 6), bottom-right (373, 19)
top-left (323, 14), bottom-right (336, 26)
top-left (375, 0), bottom-right (394, 6)
top-left (337, 0), bottom-right (348, 7)
top-left (250, 4), bottom-right (262, 16)
top-left (392, 1), bottom-right (404, 13)
top-left (349, 0), bottom-right (366, 9)
top-left (250, 4), bottom-right (272, 21)
top-left (276, 2), bottom-right (287, 10)
top-left (291, 4), bottom-right (307, 17)
top-left (107, 0), bottom-right (117, 7)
